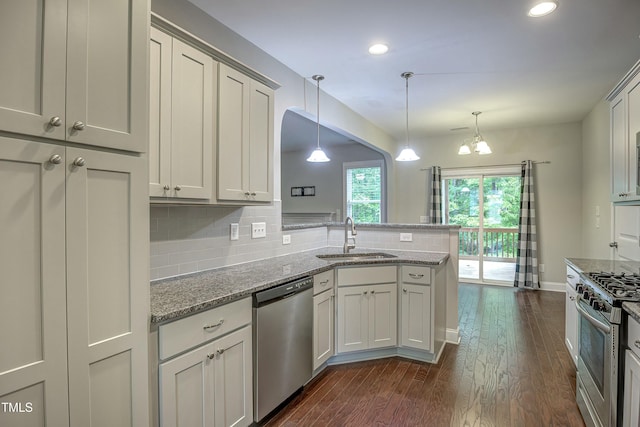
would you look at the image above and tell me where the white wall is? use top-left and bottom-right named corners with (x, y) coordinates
top-left (392, 122), bottom-right (584, 285)
top-left (581, 99), bottom-right (613, 259)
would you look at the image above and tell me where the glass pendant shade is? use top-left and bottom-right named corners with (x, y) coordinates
top-left (475, 139), bottom-right (492, 155)
top-left (396, 71), bottom-right (420, 162)
top-left (307, 75), bottom-right (330, 163)
top-left (396, 147), bottom-right (420, 161)
top-left (458, 143), bottom-right (471, 155)
top-left (306, 148), bottom-right (330, 162)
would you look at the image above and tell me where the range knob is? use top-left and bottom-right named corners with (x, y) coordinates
top-left (591, 300), bottom-right (601, 311)
top-left (583, 290), bottom-right (591, 300)
top-left (576, 284), bottom-right (584, 294)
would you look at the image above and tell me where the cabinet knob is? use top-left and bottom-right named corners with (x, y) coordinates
top-left (244, 192), bottom-right (251, 196)
top-left (250, 192), bottom-right (257, 196)
top-left (207, 353), bottom-right (215, 360)
top-left (49, 116), bottom-right (63, 127)
top-left (174, 185), bottom-right (181, 191)
top-left (635, 340), bottom-right (640, 350)
top-left (72, 121), bottom-right (85, 131)
top-left (609, 242), bottom-right (618, 249)
top-left (371, 290), bottom-right (375, 294)
top-left (163, 185), bottom-right (170, 191)
top-left (569, 296), bottom-right (575, 301)
top-left (363, 291), bottom-right (368, 295)
top-left (403, 288), bottom-right (407, 293)
top-left (48, 154), bottom-right (62, 165)
top-left (72, 157), bottom-right (86, 167)
top-left (216, 348), bottom-right (225, 356)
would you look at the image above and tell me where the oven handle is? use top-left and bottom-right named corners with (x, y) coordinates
top-left (575, 298), bottom-right (611, 334)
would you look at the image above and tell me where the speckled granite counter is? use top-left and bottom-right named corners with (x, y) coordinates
top-left (282, 222), bottom-right (461, 231)
top-left (565, 257), bottom-right (640, 321)
top-left (151, 248), bottom-right (449, 324)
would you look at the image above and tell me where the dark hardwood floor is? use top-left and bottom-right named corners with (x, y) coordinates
top-left (264, 283), bottom-right (585, 427)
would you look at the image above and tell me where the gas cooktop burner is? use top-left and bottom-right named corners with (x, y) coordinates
top-left (585, 271), bottom-right (640, 302)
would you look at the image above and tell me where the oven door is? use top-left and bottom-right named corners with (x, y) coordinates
top-left (575, 297), bottom-right (615, 427)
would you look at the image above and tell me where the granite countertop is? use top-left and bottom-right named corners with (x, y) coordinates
top-left (282, 222), bottom-right (461, 231)
top-left (151, 247), bottom-right (449, 324)
top-left (565, 257), bottom-right (640, 321)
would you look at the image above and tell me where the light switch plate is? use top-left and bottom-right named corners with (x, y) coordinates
top-left (230, 223), bottom-right (239, 241)
top-left (251, 222), bottom-right (267, 239)
top-left (282, 234), bottom-right (291, 245)
top-left (400, 233), bottom-right (413, 242)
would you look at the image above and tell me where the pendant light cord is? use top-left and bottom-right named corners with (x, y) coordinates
top-left (401, 72), bottom-right (414, 149)
top-left (313, 75), bottom-right (324, 150)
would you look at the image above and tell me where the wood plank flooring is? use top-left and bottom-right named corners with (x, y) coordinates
top-left (264, 283), bottom-right (584, 427)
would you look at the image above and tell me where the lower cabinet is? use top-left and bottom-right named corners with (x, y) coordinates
top-left (313, 288), bottom-right (334, 370)
top-left (624, 348), bottom-right (640, 426)
top-left (337, 283), bottom-right (397, 353)
top-left (565, 266), bottom-right (579, 366)
top-left (400, 283), bottom-right (432, 351)
top-left (158, 299), bottom-right (253, 427)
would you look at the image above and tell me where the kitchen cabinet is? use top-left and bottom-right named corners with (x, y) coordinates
top-left (612, 205), bottom-right (640, 261)
top-left (608, 60), bottom-right (640, 202)
top-left (336, 266), bottom-right (397, 353)
top-left (149, 27), bottom-right (216, 200)
top-left (399, 266), bottom-right (433, 351)
top-left (218, 63), bottom-right (274, 203)
top-left (158, 299), bottom-right (253, 427)
top-left (0, 137), bottom-right (149, 427)
top-left (0, 0), bottom-right (148, 152)
top-left (313, 270), bottom-right (335, 371)
top-left (565, 265), bottom-right (579, 366)
top-left (623, 315), bottom-right (640, 426)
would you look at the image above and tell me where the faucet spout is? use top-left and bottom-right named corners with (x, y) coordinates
top-left (343, 217), bottom-right (357, 253)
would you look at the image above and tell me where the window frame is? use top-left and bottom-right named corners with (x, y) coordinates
top-left (342, 160), bottom-right (386, 223)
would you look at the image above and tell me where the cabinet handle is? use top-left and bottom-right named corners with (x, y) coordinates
top-left (163, 185), bottom-right (170, 191)
top-left (72, 157), bottom-right (86, 167)
top-left (319, 279), bottom-right (329, 286)
top-left (635, 340), bottom-right (640, 350)
top-left (244, 192), bottom-right (251, 196)
top-left (250, 192), bottom-right (256, 196)
top-left (203, 319), bottom-right (224, 331)
top-left (207, 353), bottom-right (215, 360)
top-left (567, 274), bottom-right (575, 279)
top-left (72, 121), bottom-right (85, 131)
top-left (403, 288), bottom-right (407, 293)
top-left (569, 296), bottom-right (575, 301)
top-left (49, 116), bottom-right (62, 127)
top-left (363, 291), bottom-right (368, 295)
top-left (609, 242), bottom-right (618, 249)
top-left (216, 348), bottom-right (225, 356)
top-left (371, 290), bottom-right (375, 294)
top-left (174, 185), bottom-right (181, 192)
top-left (409, 273), bottom-right (424, 279)
top-left (48, 154), bottom-right (62, 165)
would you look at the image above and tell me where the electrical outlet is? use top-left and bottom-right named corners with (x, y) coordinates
top-left (282, 234), bottom-right (291, 245)
top-left (251, 222), bottom-right (267, 239)
top-left (230, 223), bottom-right (239, 241)
top-left (400, 233), bottom-right (413, 242)
top-left (539, 263), bottom-right (545, 273)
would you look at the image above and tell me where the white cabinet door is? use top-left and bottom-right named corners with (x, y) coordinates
top-left (65, 148), bottom-right (149, 427)
top-left (611, 92), bottom-right (628, 200)
top-left (149, 28), bottom-right (215, 200)
top-left (65, 0), bottom-right (148, 151)
top-left (211, 326), bottom-right (253, 427)
top-left (614, 205), bottom-right (640, 261)
top-left (623, 349), bottom-right (640, 427)
top-left (400, 283), bottom-right (432, 351)
top-left (337, 286), bottom-right (369, 353)
top-left (0, 137), bottom-right (69, 427)
top-left (313, 289), bottom-right (335, 370)
top-left (564, 282), bottom-right (578, 366)
top-left (218, 63), bottom-right (273, 203)
top-left (160, 326), bottom-right (252, 427)
top-left (369, 284), bottom-right (397, 349)
top-left (0, 0), bottom-right (67, 141)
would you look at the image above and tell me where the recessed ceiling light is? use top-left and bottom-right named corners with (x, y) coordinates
top-left (368, 43), bottom-right (389, 55)
top-left (528, 1), bottom-right (558, 17)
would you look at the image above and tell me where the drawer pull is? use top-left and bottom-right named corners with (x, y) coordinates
top-left (319, 279), bottom-right (329, 286)
top-left (409, 273), bottom-right (424, 279)
top-left (567, 274), bottom-right (575, 279)
top-left (203, 319), bottom-right (224, 331)
top-left (635, 340), bottom-right (640, 350)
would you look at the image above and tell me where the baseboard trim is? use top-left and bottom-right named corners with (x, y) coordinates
top-left (446, 327), bottom-right (460, 344)
top-left (540, 281), bottom-right (564, 292)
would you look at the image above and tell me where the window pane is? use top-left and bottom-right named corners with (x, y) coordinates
top-left (346, 166), bottom-right (381, 223)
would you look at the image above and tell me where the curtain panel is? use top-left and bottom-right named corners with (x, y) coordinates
top-left (514, 160), bottom-right (540, 289)
top-left (429, 166), bottom-right (442, 224)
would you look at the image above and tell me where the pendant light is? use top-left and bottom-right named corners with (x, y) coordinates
top-left (306, 75), bottom-right (330, 162)
top-left (395, 72), bottom-right (420, 162)
top-left (458, 111), bottom-right (492, 155)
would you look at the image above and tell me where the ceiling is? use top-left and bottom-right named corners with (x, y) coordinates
top-left (189, 0), bottom-right (640, 147)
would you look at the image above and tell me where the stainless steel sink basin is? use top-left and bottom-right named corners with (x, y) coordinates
top-left (316, 252), bottom-right (397, 261)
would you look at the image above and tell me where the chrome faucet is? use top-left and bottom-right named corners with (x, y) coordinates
top-left (343, 217), bottom-right (357, 253)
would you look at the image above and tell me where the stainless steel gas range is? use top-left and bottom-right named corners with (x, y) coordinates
top-left (575, 271), bottom-right (640, 427)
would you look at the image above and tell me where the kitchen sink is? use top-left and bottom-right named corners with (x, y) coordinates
top-left (316, 252), bottom-right (397, 261)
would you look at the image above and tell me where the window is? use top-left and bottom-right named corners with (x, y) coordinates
top-left (343, 160), bottom-right (385, 223)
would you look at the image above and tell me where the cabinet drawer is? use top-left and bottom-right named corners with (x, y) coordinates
top-left (337, 265), bottom-right (397, 286)
top-left (314, 270), bottom-right (335, 295)
top-left (159, 297), bottom-right (251, 360)
top-left (401, 266), bottom-right (431, 285)
top-left (566, 265), bottom-right (580, 288)
top-left (629, 315), bottom-right (640, 359)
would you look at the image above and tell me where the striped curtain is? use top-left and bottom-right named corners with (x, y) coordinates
top-left (514, 160), bottom-right (540, 289)
top-left (429, 166), bottom-right (442, 224)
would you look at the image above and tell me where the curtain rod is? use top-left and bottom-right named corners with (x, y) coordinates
top-left (419, 160), bottom-right (550, 171)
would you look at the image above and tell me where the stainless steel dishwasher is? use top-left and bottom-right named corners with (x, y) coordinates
top-left (253, 276), bottom-right (313, 423)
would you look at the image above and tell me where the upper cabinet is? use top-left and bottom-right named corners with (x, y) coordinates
top-left (608, 60), bottom-right (640, 202)
top-left (218, 63), bottom-right (274, 203)
top-left (149, 27), bottom-right (216, 200)
top-left (0, 0), bottom-right (148, 152)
